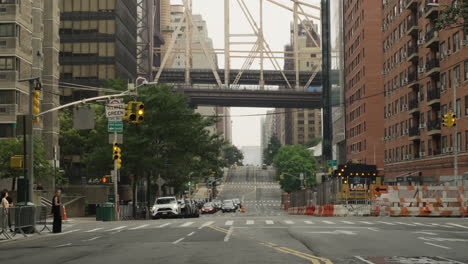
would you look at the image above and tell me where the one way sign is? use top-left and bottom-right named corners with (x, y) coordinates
top-left (373, 186), bottom-right (389, 194)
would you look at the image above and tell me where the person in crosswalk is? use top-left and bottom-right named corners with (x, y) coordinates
top-left (51, 189), bottom-right (62, 233)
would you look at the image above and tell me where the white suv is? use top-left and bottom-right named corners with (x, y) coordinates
top-left (151, 196), bottom-right (180, 218)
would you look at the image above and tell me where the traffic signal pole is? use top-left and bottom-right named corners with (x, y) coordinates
top-left (113, 132), bottom-right (119, 220)
top-left (453, 78), bottom-right (459, 186)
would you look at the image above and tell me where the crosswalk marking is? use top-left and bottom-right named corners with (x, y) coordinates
top-left (129, 224), bottom-right (149, 230)
top-left (157, 223), bottom-right (171, 228)
top-left (199, 221), bottom-right (214, 229)
top-left (359, 221), bottom-right (373, 225)
top-left (322, 220), bottom-right (335, 224)
top-left (412, 222), bottom-right (431, 227)
top-left (396, 222), bottom-right (416, 226)
top-left (85, 228), bottom-right (103, 233)
top-left (284, 220), bottom-right (294, 225)
top-left (180, 222), bottom-right (194, 227)
top-left (225, 220), bottom-right (234, 226)
top-left (246, 220), bottom-right (254, 225)
top-left (377, 221), bottom-right (396, 225)
top-left (106, 226), bottom-right (126, 232)
top-left (266, 220), bottom-right (274, 225)
top-left (304, 221), bottom-right (314, 225)
top-left (447, 223), bottom-right (468, 229)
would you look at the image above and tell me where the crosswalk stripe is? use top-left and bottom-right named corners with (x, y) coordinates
top-left (225, 220), bottom-right (234, 226)
top-left (447, 223), bottom-right (468, 229)
top-left (129, 224), bottom-right (149, 230)
top-left (180, 222), bottom-right (194, 227)
top-left (322, 220), bottom-right (335, 224)
top-left (284, 220), bottom-right (294, 225)
top-left (396, 222), bottom-right (416, 226)
top-left (157, 223), bottom-right (171, 228)
top-left (266, 220), bottom-right (274, 225)
top-left (246, 220), bottom-right (254, 225)
top-left (377, 221), bottom-right (396, 225)
top-left (85, 228), bottom-right (103, 233)
top-left (199, 221), bottom-right (214, 229)
top-left (412, 222), bottom-right (431, 226)
top-left (359, 221), bottom-right (373, 225)
top-left (304, 221), bottom-right (314, 225)
top-left (106, 226), bottom-right (126, 232)
top-left (341, 221), bottom-right (354, 224)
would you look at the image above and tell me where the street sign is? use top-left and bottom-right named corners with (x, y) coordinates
top-left (327, 160), bottom-right (338, 167)
top-left (106, 99), bottom-right (125, 118)
top-left (373, 185), bottom-right (389, 194)
top-left (299, 173), bottom-right (304, 180)
top-left (108, 122), bottom-right (123, 132)
top-left (108, 116), bottom-right (123, 122)
top-left (109, 133), bottom-right (123, 144)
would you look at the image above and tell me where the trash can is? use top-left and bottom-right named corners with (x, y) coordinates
top-left (101, 203), bottom-right (116, 222)
top-left (96, 205), bottom-right (103, 221)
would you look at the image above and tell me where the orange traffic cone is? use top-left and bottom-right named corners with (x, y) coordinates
top-left (62, 206), bottom-right (68, 221)
top-left (241, 205), bottom-right (246, 213)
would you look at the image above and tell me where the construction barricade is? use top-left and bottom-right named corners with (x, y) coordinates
top-left (374, 186), bottom-right (467, 217)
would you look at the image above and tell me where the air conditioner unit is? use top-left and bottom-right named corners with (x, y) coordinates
top-left (418, 67), bottom-right (425, 73)
top-left (461, 40), bottom-right (468, 46)
top-left (444, 50), bottom-right (451, 56)
top-left (404, 129), bottom-right (409, 134)
top-left (417, 40), bottom-right (424, 46)
top-left (419, 123), bottom-right (426, 129)
top-left (419, 152), bottom-right (425, 157)
top-left (446, 147), bottom-right (454, 152)
top-left (402, 104), bottom-right (408, 110)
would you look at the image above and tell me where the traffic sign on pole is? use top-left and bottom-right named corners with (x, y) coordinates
top-left (106, 99), bottom-right (125, 118)
top-left (327, 160), bottom-right (338, 167)
top-left (108, 122), bottom-right (123, 132)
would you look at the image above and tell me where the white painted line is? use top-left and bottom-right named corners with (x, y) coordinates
top-left (359, 221), bottom-right (373, 225)
top-left (172, 237), bottom-right (185, 244)
top-left (106, 226), bottom-right (127, 232)
top-left (396, 222), bottom-right (416, 226)
top-left (342, 221), bottom-right (354, 224)
top-left (246, 220), bottom-right (254, 225)
top-left (377, 221), bottom-right (396, 225)
top-left (187, 232), bottom-right (195, 237)
top-left (354, 256), bottom-right (375, 264)
top-left (224, 226), bottom-right (234, 242)
top-left (436, 256), bottom-right (466, 264)
top-left (54, 243), bottom-right (72, 248)
top-left (266, 220), bottom-right (274, 225)
top-left (83, 236), bottom-right (101, 242)
top-left (53, 229), bottom-right (80, 235)
top-left (304, 221), bottom-right (314, 225)
top-left (180, 222), bottom-right (194, 227)
top-left (414, 231), bottom-right (438, 235)
top-left (368, 228), bottom-right (379, 232)
top-left (129, 224), bottom-right (149, 230)
top-left (225, 220), bottom-right (234, 226)
top-left (157, 223), bottom-right (171, 228)
top-left (284, 220), bottom-right (294, 225)
top-left (85, 228), bottom-right (103, 233)
top-left (447, 223), bottom-right (468, 229)
top-left (322, 221), bottom-right (335, 224)
top-left (199, 221), bottom-right (214, 229)
top-left (424, 242), bottom-right (451, 249)
top-left (413, 222), bottom-right (431, 226)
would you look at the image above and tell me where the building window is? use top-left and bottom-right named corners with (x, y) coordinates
top-left (0, 57), bottom-right (14, 70)
top-left (0, 23), bottom-right (14, 37)
top-left (442, 136), bottom-right (447, 150)
top-left (0, 90), bottom-right (15, 104)
top-left (456, 99), bottom-right (461, 117)
top-left (454, 65), bottom-right (461, 87)
top-left (0, 124), bottom-right (14, 138)
top-left (453, 32), bottom-right (460, 53)
top-left (428, 139), bottom-right (433, 155)
top-left (457, 132), bottom-right (462, 151)
top-left (441, 73), bottom-right (447, 90)
top-left (421, 141), bottom-right (426, 153)
top-left (465, 131), bottom-right (468, 151)
top-left (464, 60), bottom-right (468, 82)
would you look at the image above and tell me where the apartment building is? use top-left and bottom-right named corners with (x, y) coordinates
top-left (382, 0), bottom-right (468, 184)
top-left (58, 0), bottom-right (137, 101)
top-left (0, 0), bottom-right (60, 161)
top-left (343, 0), bottom-right (385, 168)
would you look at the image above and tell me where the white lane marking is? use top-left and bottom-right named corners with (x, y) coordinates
top-left (106, 226), bottom-right (127, 232)
top-left (368, 228), bottom-right (379, 232)
top-left (187, 232), bottom-right (195, 237)
top-left (377, 221), bottom-right (396, 225)
top-left (436, 256), bottom-right (466, 264)
top-left (396, 222), bottom-right (416, 226)
top-left (83, 236), bottom-right (101, 242)
top-left (342, 221), bottom-right (354, 224)
top-left (266, 220), bottom-right (274, 225)
top-left (129, 224), bottom-right (149, 230)
top-left (284, 220), bottom-right (294, 225)
top-left (354, 256), bottom-right (375, 264)
top-left (424, 242), bottom-right (451, 249)
top-left (447, 223), bottom-right (468, 229)
top-left (172, 237), bottom-right (185, 244)
top-left (414, 231), bottom-right (438, 235)
top-left (180, 222), bottom-right (194, 227)
top-left (52, 229), bottom-right (80, 235)
top-left (322, 221), bottom-right (335, 224)
top-left (157, 223), bottom-right (171, 228)
top-left (359, 221), bottom-right (373, 225)
top-left (224, 226), bottom-right (234, 242)
top-left (225, 220), bottom-right (234, 226)
top-left (199, 221), bottom-right (214, 229)
top-left (413, 222), bottom-right (431, 226)
top-left (85, 228), bottom-right (103, 233)
top-left (53, 243), bottom-right (72, 248)
top-left (246, 220), bottom-right (254, 225)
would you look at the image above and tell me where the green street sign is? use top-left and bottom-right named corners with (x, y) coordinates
top-left (327, 160), bottom-right (338, 167)
top-left (108, 122), bottom-right (123, 132)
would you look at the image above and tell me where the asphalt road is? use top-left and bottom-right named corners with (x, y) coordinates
top-left (1, 166), bottom-right (468, 264)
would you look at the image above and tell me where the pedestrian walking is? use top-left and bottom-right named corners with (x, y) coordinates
top-left (1, 190), bottom-right (10, 232)
top-left (51, 189), bottom-right (62, 233)
top-left (2, 190), bottom-right (13, 232)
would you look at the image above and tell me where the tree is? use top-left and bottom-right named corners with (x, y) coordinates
top-left (303, 137), bottom-right (321, 148)
top-left (436, 0), bottom-right (468, 30)
top-left (273, 145), bottom-right (317, 193)
top-left (223, 144), bottom-right (244, 166)
top-left (263, 135), bottom-right (281, 165)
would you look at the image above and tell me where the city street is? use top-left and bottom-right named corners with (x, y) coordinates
top-left (1, 166), bottom-right (468, 264)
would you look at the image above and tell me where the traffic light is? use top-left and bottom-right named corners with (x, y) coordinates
top-left (33, 90), bottom-right (41, 123)
top-left (124, 101), bottom-right (137, 122)
top-left (136, 102), bottom-right (144, 123)
top-left (442, 112), bottom-right (456, 128)
top-left (102, 175), bottom-right (112, 184)
top-left (112, 142), bottom-right (122, 169)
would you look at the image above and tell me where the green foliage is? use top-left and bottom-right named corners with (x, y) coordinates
top-left (436, 1), bottom-right (468, 30)
top-left (223, 144), bottom-right (244, 166)
top-left (303, 137), bottom-right (321, 148)
top-left (273, 145), bottom-right (317, 193)
top-left (262, 136), bottom-right (281, 165)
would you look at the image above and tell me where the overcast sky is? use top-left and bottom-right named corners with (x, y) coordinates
top-left (172, 0), bottom-right (321, 147)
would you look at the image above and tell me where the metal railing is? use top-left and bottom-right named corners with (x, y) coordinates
top-left (427, 89), bottom-right (441, 101)
top-left (0, 206), bottom-right (50, 240)
top-left (426, 59), bottom-right (440, 72)
top-left (425, 27), bottom-right (438, 42)
top-left (409, 126), bottom-right (420, 137)
top-left (427, 119), bottom-right (441, 131)
top-left (409, 98), bottom-right (419, 110)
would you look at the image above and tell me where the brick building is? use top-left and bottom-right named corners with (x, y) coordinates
top-left (382, 0), bottom-right (468, 185)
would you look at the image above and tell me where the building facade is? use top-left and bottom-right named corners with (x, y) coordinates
top-left (59, 0), bottom-right (137, 101)
top-left (382, 0), bottom-right (468, 185)
top-left (0, 0), bottom-right (60, 161)
top-left (343, 0), bottom-right (384, 168)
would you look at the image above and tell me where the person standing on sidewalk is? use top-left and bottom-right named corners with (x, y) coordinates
top-left (2, 190), bottom-right (13, 232)
top-left (51, 189), bottom-right (62, 233)
top-left (1, 191), bottom-right (10, 232)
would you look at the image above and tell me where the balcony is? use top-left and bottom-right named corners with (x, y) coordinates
top-left (409, 126), bottom-right (421, 141)
top-left (425, 28), bottom-right (439, 49)
top-left (407, 71), bottom-right (419, 89)
top-left (407, 45), bottom-right (418, 63)
top-left (424, 2), bottom-right (439, 20)
top-left (406, 18), bottom-right (418, 36)
top-left (427, 119), bottom-right (441, 136)
top-left (427, 89), bottom-right (440, 106)
top-left (425, 59), bottom-right (440, 77)
top-left (405, 0), bottom-right (418, 11)
top-left (408, 99), bottom-right (419, 114)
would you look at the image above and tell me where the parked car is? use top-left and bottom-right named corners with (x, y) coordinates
top-left (178, 199), bottom-right (199, 218)
top-left (212, 200), bottom-right (222, 211)
top-left (232, 198), bottom-right (241, 209)
top-left (222, 200), bottom-right (237, 213)
top-left (151, 197), bottom-right (180, 219)
top-left (262, 164), bottom-right (268, 170)
top-left (201, 202), bottom-right (216, 214)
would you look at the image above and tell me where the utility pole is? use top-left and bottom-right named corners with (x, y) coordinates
top-left (113, 131), bottom-right (119, 219)
top-left (453, 77), bottom-right (459, 186)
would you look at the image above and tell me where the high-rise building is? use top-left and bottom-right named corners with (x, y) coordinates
top-left (261, 110), bottom-right (276, 158)
top-left (59, 0), bottom-right (137, 101)
top-left (382, 0), bottom-right (468, 185)
top-left (0, 0), bottom-right (60, 160)
top-left (343, 0), bottom-right (384, 168)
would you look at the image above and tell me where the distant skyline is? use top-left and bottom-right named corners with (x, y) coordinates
top-left (172, 0), bottom-right (321, 147)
